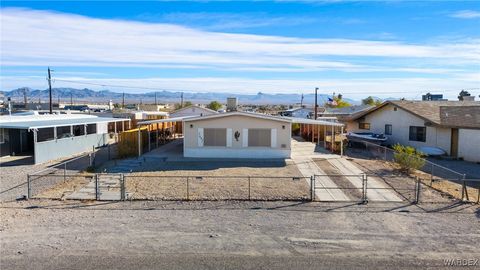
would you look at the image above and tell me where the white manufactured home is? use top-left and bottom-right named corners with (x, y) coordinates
top-left (169, 105), bottom-right (218, 118)
top-left (0, 112), bottom-right (130, 164)
top-left (348, 100), bottom-right (480, 162)
top-left (182, 112), bottom-right (292, 159)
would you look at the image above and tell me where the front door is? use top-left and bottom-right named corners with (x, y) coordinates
top-left (450, 128), bottom-right (458, 157)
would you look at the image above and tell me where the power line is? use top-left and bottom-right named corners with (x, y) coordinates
top-left (52, 78), bottom-right (479, 96)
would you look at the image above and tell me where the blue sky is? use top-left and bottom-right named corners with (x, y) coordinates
top-left (1, 1), bottom-right (479, 99)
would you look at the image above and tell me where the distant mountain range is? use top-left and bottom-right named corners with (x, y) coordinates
top-left (1, 87), bottom-right (363, 105)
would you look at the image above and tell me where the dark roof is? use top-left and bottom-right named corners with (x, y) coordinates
top-left (321, 104), bottom-right (373, 121)
top-left (352, 100), bottom-right (480, 128)
top-left (440, 106), bottom-right (480, 128)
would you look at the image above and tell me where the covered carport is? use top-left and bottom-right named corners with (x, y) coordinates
top-left (135, 116), bottom-right (194, 157)
top-left (290, 117), bottom-right (346, 155)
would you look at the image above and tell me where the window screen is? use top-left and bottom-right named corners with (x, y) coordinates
top-left (248, 129), bottom-right (271, 147)
top-left (37, 128), bottom-right (55, 142)
top-left (385, 124), bottom-right (392, 135)
top-left (204, 128), bottom-right (227, 147)
top-left (73, 125), bottom-right (85, 136)
top-left (86, 124), bottom-right (97, 134)
top-left (409, 126), bottom-right (426, 142)
top-left (56, 126), bottom-right (72, 139)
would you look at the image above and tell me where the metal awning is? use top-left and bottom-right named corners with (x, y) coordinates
top-left (0, 117), bottom-right (130, 130)
top-left (290, 117), bottom-right (344, 127)
top-left (137, 116), bottom-right (196, 126)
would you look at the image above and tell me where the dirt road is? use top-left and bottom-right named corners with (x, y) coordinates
top-left (1, 200), bottom-right (479, 270)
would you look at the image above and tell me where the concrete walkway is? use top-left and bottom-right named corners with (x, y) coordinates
top-left (291, 139), bottom-right (350, 201)
top-left (66, 174), bottom-right (123, 201)
top-left (327, 158), bottom-right (402, 202)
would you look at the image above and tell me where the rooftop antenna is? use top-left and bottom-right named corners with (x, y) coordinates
top-left (181, 92), bottom-right (184, 107)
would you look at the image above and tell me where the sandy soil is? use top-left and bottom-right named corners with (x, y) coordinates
top-left (125, 162), bottom-right (310, 200)
top-left (34, 174), bottom-right (93, 199)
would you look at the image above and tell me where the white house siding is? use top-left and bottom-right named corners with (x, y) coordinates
top-left (351, 104), bottom-right (452, 154)
top-left (458, 129), bottom-right (480, 162)
top-left (183, 115), bottom-right (291, 159)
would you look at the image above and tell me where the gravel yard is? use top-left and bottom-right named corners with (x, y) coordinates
top-left (125, 161), bottom-right (310, 200)
top-left (348, 158), bottom-right (475, 203)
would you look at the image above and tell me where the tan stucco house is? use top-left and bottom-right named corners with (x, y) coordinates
top-left (348, 100), bottom-right (480, 162)
top-left (182, 112), bottom-right (292, 159)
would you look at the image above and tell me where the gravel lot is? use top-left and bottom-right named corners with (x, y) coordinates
top-left (125, 161), bottom-right (310, 200)
top-left (1, 200), bottom-right (479, 270)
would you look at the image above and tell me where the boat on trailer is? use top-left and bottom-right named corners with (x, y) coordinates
top-left (346, 132), bottom-right (388, 145)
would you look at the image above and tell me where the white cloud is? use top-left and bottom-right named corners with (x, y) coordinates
top-left (450, 10), bottom-right (480, 19)
top-left (1, 7), bottom-right (479, 72)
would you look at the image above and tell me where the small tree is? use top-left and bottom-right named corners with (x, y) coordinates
top-left (362, 96), bottom-right (382, 106)
top-left (325, 94), bottom-right (351, 108)
top-left (393, 144), bottom-right (425, 173)
top-left (458, 90), bottom-right (471, 101)
top-left (174, 101), bottom-right (193, 110)
top-left (207, 101), bottom-right (222, 111)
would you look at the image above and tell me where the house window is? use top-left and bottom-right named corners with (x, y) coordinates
top-left (86, 124), bottom-right (97, 135)
top-left (359, 122), bottom-right (371, 130)
top-left (248, 129), bottom-right (271, 147)
top-left (37, 128), bottom-right (55, 142)
top-left (56, 126), bottom-right (72, 139)
top-left (204, 128), bottom-right (227, 147)
top-left (73, 125), bottom-right (85, 136)
top-left (385, 124), bottom-right (392, 135)
top-left (409, 126), bottom-right (426, 142)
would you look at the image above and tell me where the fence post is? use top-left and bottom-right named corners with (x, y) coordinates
top-left (120, 174), bottom-right (126, 201)
top-left (186, 177), bottom-right (189, 201)
top-left (414, 176), bottom-right (420, 204)
top-left (461, 174), bottom-right (468, 202)
top-left (362, 174), bottom-right (368, 204)
top-left (108, 144), bottom-right (111, 160)
top-left (310, 175), bottom-right (315, 201)
top-left (477, 185), bottom-right (479, 204)
top-left (95, 174), bottom-right (99, 201)
top-left (430, 165), bottom-right (434, 186)
top-left (384, 147), bottom-right (387, 161)
top-left (27, 174), bottom-right (31, 199)
top-left (248, 176), bottom-right (251, 200)
top-left (64, 162), bottom-right (67, 182)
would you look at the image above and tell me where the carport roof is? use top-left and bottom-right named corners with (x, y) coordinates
top-left (290, 117), bottom-right (345, 127)
top-left (0, 117), bottom-right (129, 130)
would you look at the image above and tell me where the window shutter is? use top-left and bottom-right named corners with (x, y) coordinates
top-left (226, 128), bottom-right (232, 147)
top-left (271, 128), bottom-right (277, 148)
top-left (198, 128), bottom-right (204, 147)
top-left (242, 128), bottom-right (248, 147)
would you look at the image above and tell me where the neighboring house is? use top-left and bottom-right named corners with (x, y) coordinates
top-left (319, 105), bottom-right (373, 123)
top-left (0, 112), bottom-right (129, 164)
top-left (183, 112), bottom-right (292, 159)
top-left (279, 107), bottom-right (318, 118)
top-left (348, 100), bottom-right (480, 162)
top-left (169, 105), bottom-right (217, 118)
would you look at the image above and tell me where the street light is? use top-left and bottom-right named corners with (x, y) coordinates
top-left (314, 87), bottom-right (318, 120)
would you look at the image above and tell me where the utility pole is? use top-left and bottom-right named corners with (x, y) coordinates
top-left (70, 93), bottom-right (73, 105)
top-left (47, 67), bottom-right (53, 114)
top-left (122, 92), bottom-right (125, 108)
top-left (300, 93), bottom-right (304, 107)
top-left (154, 92), bottom-right (157, 105)
top-left (23, 88), bottom-right (28, 109)
top-left (314, 88), bottom-right (318, 120)
top-left (180, 92), bottom-right (184, 108)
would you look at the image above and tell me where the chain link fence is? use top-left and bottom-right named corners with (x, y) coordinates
top-left (346, 140), bottom-right (479, 203)
top-left (27, 144), bottom-right (119, 199)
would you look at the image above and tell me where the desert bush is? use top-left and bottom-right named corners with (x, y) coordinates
top-left (393, 144), bottom-right (425, 173)
top-left (291, 123), bottom-right (300, 136)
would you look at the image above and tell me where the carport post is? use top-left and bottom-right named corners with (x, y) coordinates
top-left (461, 174), bottom-right (468, 202)
top-left (362, 174), bottom-right (368, 204)
top-left (317, 125), bottom-right (320, 145)
top-left (137, 128), bottom-right (141, 157)
top-left (148, 125), bottom-right (151, 152)
top-left (122, 121), bottom-right (125, 132)
top-left (64, 162), bottom-right (67, 182)
top-left (331, 125), bottom-right (334, 153)
top-left (323, 126), bottom-right (326, 148)
top-left (120, 174), bottom-right (126, 201)
top-left (156, 124), bottom-right (159, 148)
top-left (186, 177), bottom-right (190, 201)
top-left (340, 126), bottom-right (344, 157)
